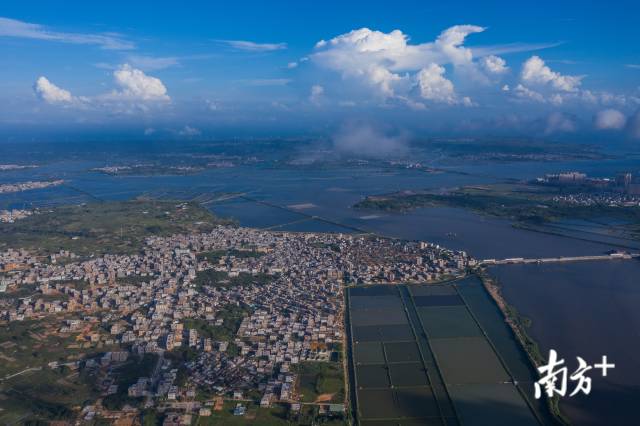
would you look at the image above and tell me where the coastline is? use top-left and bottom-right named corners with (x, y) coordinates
top-left (476, 268), bottom-right (570, 425)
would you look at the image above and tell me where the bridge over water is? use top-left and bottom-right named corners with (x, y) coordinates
top-left (482, 252), bottom-right (640, 265)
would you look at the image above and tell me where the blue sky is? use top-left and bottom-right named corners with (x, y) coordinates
top-left (1, 0), bottom-right (639, 141)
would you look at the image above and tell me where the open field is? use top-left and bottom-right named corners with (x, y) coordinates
top-left (0, 199), bottom-right (232, 256)
top-left (0, 366), bottom-right (98, 424)
top-left (195, 401), bottom-right (294, 425)
top-left (0, 317), bottom-right (117, 423)
top-left (0, 318), bottom-right (107, 378)
top-left (294, 361), bottom-right (345, 404)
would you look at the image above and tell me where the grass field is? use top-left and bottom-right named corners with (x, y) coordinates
top-left (295, 361), bottom-right (345, 403)
top-left (195, 401), bottom-right (346, 426)
top-left (0, 317), bottom-right (105, 377)
top-left (196, 402), bottom-right (290, 425)
top-left (0, 366), bottom-right (97, 424)
top-left (0, 199), bottom-right (232, 256)
top-left (0, 354), bottom-right (154, 422)
top-left (0, 315), bottom-right (125, 423)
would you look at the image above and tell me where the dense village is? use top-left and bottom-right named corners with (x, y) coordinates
top-left (0, 208), bottom-right (33, 223)
top-left (0, 179), bottom-right (64, 194)
top-left (0, 222), bottom-right (473, 424)
top-left (0, 164), bottom-right (37, 171)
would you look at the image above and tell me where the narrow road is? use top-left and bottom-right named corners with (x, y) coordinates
top-left (1, 366), bottom-right (42, 382)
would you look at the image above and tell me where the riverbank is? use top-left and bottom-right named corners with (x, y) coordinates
top-left (475, 268), bottom-right (569, 425)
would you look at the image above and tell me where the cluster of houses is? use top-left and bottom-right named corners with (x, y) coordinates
top-left (0, 223), bottom-right (474, 422)
top-left (0, 179), bottom-right (64, 194)
top-left (0, 209), bottom-right (33, 223)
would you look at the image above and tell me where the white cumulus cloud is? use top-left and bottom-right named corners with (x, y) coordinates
top-left (33, 76), bottom-right (74, 104)
top-left (521, 56), bottom-right (582, 92)
top-left (310, 25), bottom-right (495, 105)
top-left (308, 26), bottom-right (578, 109)
top-left (594, 109), bottom-right (627, 130)
top-left (434, 25), bottom-right (485, 66)
top-left (416, 64), bottom-right (456, 103)
top-left (34, 64), bottom-right (170, 109)
top-left (312, 25), bottom-right (484, 77)
top-left (481, 55), bottom-right (508, 74)
top-left (109, 64), bottom-right (169, 101)
top-left (514, 84), bottom-right (545, 103)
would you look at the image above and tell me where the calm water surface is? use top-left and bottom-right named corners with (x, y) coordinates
top-left (491, 261), bottom-right (640, 426)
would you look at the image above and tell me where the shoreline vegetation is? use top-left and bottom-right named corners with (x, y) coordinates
top-left (475, 268), bottom-right (570, 425)
top-left (353, 184), bottom-right (640, 242)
